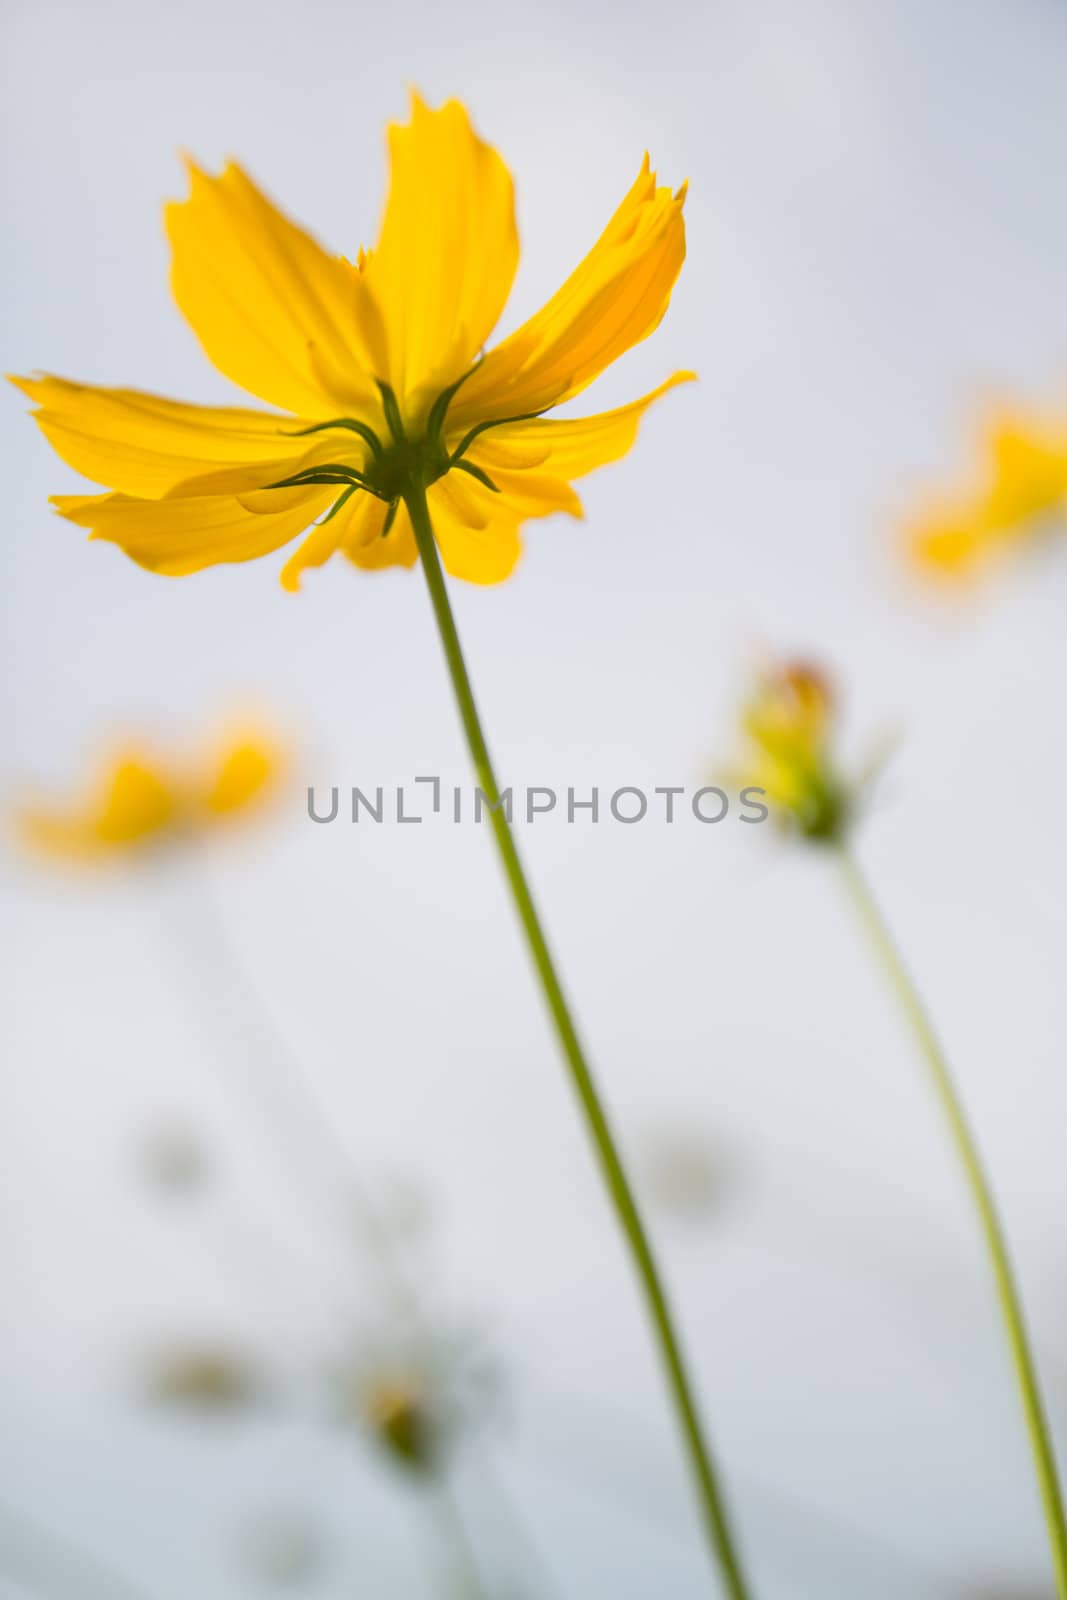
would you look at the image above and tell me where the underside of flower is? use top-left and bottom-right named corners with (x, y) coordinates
top-left (269, 369), bottom-right (545, 541)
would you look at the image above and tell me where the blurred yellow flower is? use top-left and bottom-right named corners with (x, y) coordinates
top-left (726, 660), bottom-right (849, 841)
top-left (907, 402), bottom-right (1067, 579)
top-left (335, 1304), bottom-right (500, 1481)
top-left (12, 92), bottom-right (691, 591)
top-left (142, 1345), bottom-right (264, 1411)
top-left (16, 728), bottom-right (281, 862)
top-left (361, 1374), bottom-right (441, 1473)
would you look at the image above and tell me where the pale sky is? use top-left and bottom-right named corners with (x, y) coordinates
top-left (3, 0), bottom-right (1067, 1595)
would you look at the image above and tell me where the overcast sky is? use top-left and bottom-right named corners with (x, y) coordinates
top-left (3, 1), bottom-right (1067, 1595)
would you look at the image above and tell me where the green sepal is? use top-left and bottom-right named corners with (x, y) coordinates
top-left (268, 463), bottom-right (368, 490)
top-left (315, 484), bottom-right (361, 526)
top-left (424, 358), bottom-right (483, 448)
top-left (451, 459), bottom-right (500, 493)
top-left (449, 406), bottom-right (550, 467)
top-left (283, 418), bottom-right (384, 459)
top-left (376, 382), bottom-right (407, 445)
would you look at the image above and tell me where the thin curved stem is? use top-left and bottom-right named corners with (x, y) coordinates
top-left (837, 845), bottom-right (1067, 1598)
top-left (0, 1502), bottom-right (155, 1600)
top-left (426, 1477), bottom-right (492, 1600)
top-left (162, 881), bottom-right (367, 1210)
top-left (404, 474), bottom-right (752, 1600)
top-left (161, 877), bottom-right (556, 1585)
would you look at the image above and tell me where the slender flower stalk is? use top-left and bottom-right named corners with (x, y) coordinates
top-left (837, 846), bottom-right (1067, 1597)
top-left (0, 1502), bottom-right (155, 1600)
top-left (14, 731), bottom-right (546, 1598)
top-left (427, 1479), bottom-right (492, 1600)
top-left (161, 876), bottom-right (554, 1598)
top-left (163, 875), bottom-right (396, 1254)
top-left (406, 476), bottom-right (751, 1600)
top-left (174, 882), bottom-right (577, 1600)
top-left (722, 659), bottom-right (1067, 1595)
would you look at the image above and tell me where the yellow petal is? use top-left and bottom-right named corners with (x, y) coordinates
top-left (235, 483), bottom-right (335, 514)
top-left (723, 756), bottom-right (807, 814)
top-left (339, 474), bottom-right (544, 584)
top-left (985, 413), bottom-right (1067, 522)
top-left (279, 518), bottom-right (344, 591)
top-left (468, 464), bottom-right (583, 520)
top-left (365, 94), bottom-right (518, 412)
top-left (53, 483), bottom-right (332, 577)
top-left (453, 158), bottom-right (687, 425)
top-left (343, 494), bottom-right (418, 572)
top-left (908, 501), bottom-right (993, 576)
top-left (203, 733), bottom-right (282, 816)
top-left (174, 436), bottom-right (368, 499)
top-left (166, 158), bottom-right (380, 417)
top-left (9, 374), bottom-right (317, 499)
top-left (427, 478), bottom-right (523, 585)
top-left (469, 371), bottom-right (694, 481)
top-left (278, 486), bottom-right (383, 591)
top-left (744, 663), bottom-right (832, 763)
top-left (432, 469), bottom-right (494, 530)
top-left (907, 406), bottom-right (1067, 579)
top-left (18, 754), bottom-right (179, 860)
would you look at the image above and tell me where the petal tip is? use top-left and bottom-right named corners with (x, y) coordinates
top-left (7, 372), bottom-right (38, 403)
top-left (175, 148), bottom-right (208, 189)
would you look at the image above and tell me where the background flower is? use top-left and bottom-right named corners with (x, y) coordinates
top-left (905, 399), bottom-right (1067, 580)
top-left (14, 726), bottom-right (283, 861)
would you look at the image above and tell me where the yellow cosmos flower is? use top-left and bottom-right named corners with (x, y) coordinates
top-left (12, 93), bottom-right (691, 591)
top-left (907, 401), bottom-right (1067, 579)
top-left (726, 660), bottom-right (849, 841)
top-left (9, 97), bottom-right (747, 1587)
top-left (16, 728), bottom-right (281, 861)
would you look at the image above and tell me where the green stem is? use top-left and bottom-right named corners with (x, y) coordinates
top-left (0, 1502), bottom-right (154, 1600)
top-left (404, 476), bottom-right (751, 1600)
top-left (427, 1477), bottom-right (491, 1600)
top-left (837, 845), bottom-right (1067, 1597)
top-left (165, 883), bottom-right (558, 1586)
